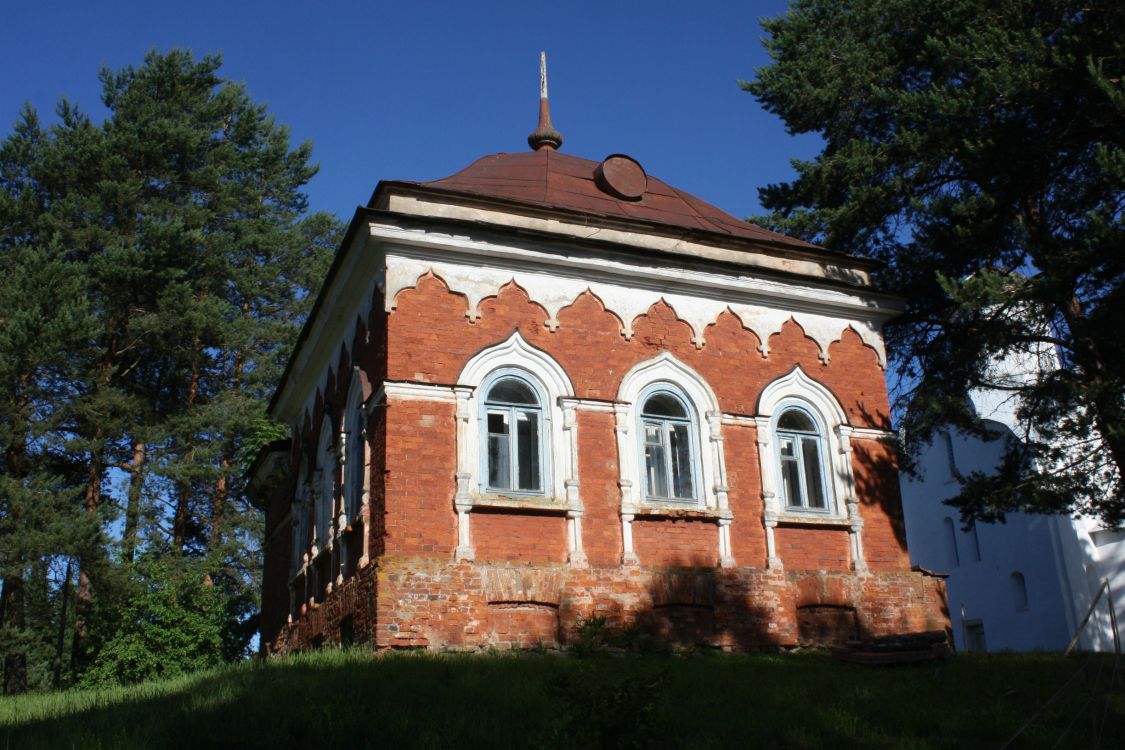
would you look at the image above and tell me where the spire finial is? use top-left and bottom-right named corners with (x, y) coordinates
top-left (528, 51), bottom-right (563, 151)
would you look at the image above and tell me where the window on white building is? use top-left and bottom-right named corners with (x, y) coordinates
top-left (967, 522), bottom-right (982, 562)
top-left (639, 387), bottom-right (698, 502)
top-left (943, 517), bottom-right (960, 568)
top-left (775, 406), bottom-right (829, 511)
top-left (481, 371), bottom-right (546, 494)
top-left (1010, 571), bottom-right (1029, 611)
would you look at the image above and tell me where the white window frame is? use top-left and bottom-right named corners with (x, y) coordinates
top-left (313, 414), bottom-right (336, 554)
top-left (614, 353), bottom-right (732, 567)
top-left (478, 368), bottom-right (551, 497)
top-left (616, 353), bottom-right (725, 512)
top-left (456, 332), bottom-right (574, 504)
top-left (451, 332), bottom-right (580, 563)
top-left (635, 383), bottom-right (703, 504)
top-left (290, 462), bottom-right (310, 577)
top-left (341, 374), bottom-right (366, 523)
top-left (773, 404), bottom-right (833, 513)
top-left (755, 367), bottom-right (855, 521)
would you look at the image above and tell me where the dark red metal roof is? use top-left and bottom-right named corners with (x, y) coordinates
top-left (395, 149), bottom-right (822, 252)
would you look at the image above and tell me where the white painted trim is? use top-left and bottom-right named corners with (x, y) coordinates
top-left (459, 331), bottom-right (575, 396)
top-left (850, 426), bottom-right (898, 441)
top-left (755, 367), bottom-right (866, 570)
top-left (380, 240), bottom-right (891, 366)
top-left (560, 397), bottom-right (618, 413)
top-left (614, 352), bottom-right (731, 564)
top-left (451, 333), bottom-right (578, 562)
top-left (273, 226), bottom-right (384, 425)
top-left (456, 333), bottom-right (574, 502)
top-left (383, 381), bottom-right (459, 402)
top-left (377, 200), bottom-right (879, 291)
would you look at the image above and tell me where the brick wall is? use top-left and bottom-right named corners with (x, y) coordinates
top-left (775, 526), bottom-right (852, 571)
top-left (262, 267), bottom-right (949, 654)
top-left (472, 512), bottom-right (568, 563)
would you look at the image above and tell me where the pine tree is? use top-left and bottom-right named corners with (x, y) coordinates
top-left (0, 50), bottom-right (340, 689)
top-left (746, 0), bottom-right (1125, 526)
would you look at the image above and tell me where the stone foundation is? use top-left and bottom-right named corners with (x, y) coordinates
top-left (268, 556), bottom-right (948, 654)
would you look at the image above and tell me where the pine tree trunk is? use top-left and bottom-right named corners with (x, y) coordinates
top-left (209, 345), bottom-right (244, 550)
top-left (173, 337), bottom-right (203, 552)
top-left (123, 440), bottom-right (145, 563)
top-left (1, 577), bottom-right (27, 695)
top-left (52, 558), bottom-right (73, 689)
top-left (71, 439), bottom-right (103, 678)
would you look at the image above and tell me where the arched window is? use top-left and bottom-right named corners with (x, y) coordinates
top-left (480, 370), bottom-right (547, 494)
top-left (1010, 571), bottom-right (1029, 611)
top-left (639, 386), bottom-right (699, 502)
top-left (775, 406), bottom-right (829, 511)
top-left (342, 377), bottom-right (366, 520)
top-left (314, 417), bottom-right (334, 549)
top-left (291, 462), bottom-right (310, 576)
top-left (967, 522), bottom-right (982, 562)
top-left (943, 517), bottom-right (960, 568)
top-left (755, 368), bottom-right (855, 521)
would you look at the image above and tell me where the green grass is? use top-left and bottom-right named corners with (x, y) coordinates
top-left (1, 650), bottom-right (1122, 749)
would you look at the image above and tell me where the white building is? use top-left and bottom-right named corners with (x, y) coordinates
top-left (900, 381), bottom-right (1124, 652)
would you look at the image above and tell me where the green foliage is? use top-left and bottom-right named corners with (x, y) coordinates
top-left (746, 0), bottom-right (1125, 526)
top-left (81, 557), bottom-right (225, 687)
top-left (0, 49), bottom-right (341, 692)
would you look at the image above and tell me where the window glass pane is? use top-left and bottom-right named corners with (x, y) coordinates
top-left (669, 423), bottom-right (694, 499)
top-left (488, 433), bottom-right (510, 489)
top-left (488, 411), bottom-right (509, 435)
top-left (487, 377), bottom-right (538, 405)
top-left (642, 393), bottom-right (687, 418)
top-left (516, 410), bottom-right (541, 491)
top-left (800, 436), bottom-right (826, 508)
top-left (348, 424), bottom-right (364, 515)
top-left (780, 450), bottom-right (802, 508)
top-left (644, 424), bottom-right (670, 498)
top-left (778, 409), bottom-right (816, 432)
top-left (779, 435), bottom-right (795, 458)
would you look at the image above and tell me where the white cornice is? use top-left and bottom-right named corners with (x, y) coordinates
top-left (383, 192), bottom-right (875, 286)
top-left (273, 228), bottom-right (383, 426)
top-left (383, 381), bottom-right (459, 402)
top-left (373, 221), bottom-right (898, 320)
top-left (377, 225), bottom-right (891, 366)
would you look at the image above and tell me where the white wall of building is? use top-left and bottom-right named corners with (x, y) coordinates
top-left (900, 390), bottom-right (1124, 652)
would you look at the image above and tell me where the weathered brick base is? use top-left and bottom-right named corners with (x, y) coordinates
top-left (269, 556), bottom-right (948, 654)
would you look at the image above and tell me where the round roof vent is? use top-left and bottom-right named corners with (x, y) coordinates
top-left (594, 154), bottom-right (647, 201)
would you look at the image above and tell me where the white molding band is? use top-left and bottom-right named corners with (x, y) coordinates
top-left (383, 381), bottom-right (459, 402)
top-left (383, 252), bottom-right (889, 366)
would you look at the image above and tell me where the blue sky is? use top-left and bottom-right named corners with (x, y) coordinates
top-left (1, 0), bottom-right (819, 222)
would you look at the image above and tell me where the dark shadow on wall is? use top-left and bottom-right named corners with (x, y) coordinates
top-left (849, 429), bottom-right (910, 552)
top-left (558, 553), bottom-right (789, 654)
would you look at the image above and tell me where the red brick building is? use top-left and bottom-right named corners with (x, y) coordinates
top-left (253, 80), bottom-right (948, 653)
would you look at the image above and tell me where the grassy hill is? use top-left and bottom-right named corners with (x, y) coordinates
top-left (1, 649), bottom-right (1121, 749)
